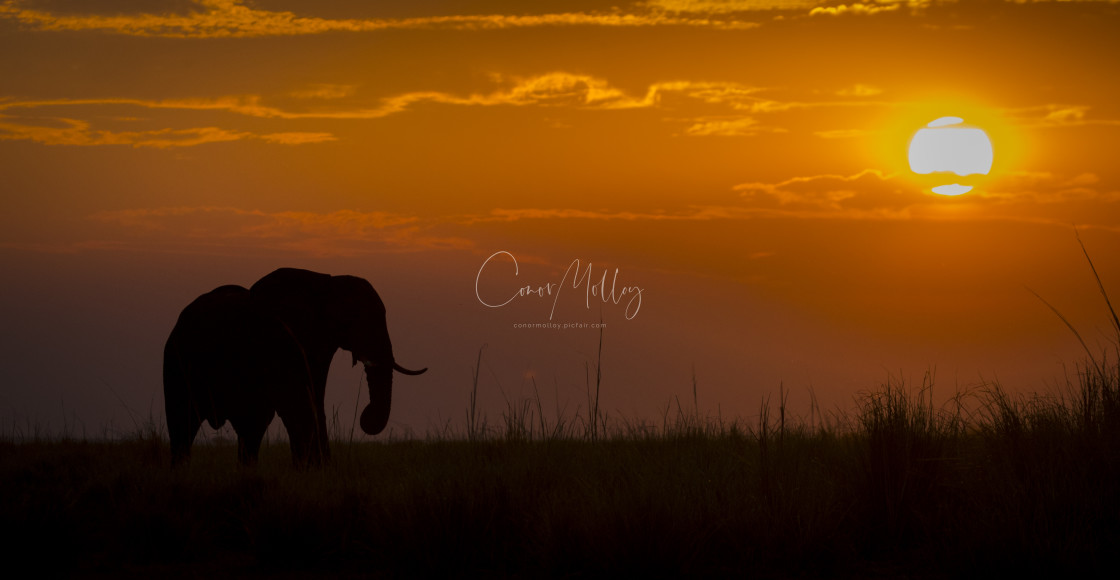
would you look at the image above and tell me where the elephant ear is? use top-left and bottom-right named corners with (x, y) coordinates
top-left (324, 274), bottom-right (392, 362)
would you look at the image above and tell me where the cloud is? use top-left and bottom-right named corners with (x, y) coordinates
top-left (0, 117), bottom-right (250, 147)
top-left (80, 171), bottom-right (1120, 260)
top-left (289, 84), bottom-right (357, 100)
top-left (258, 132), bottom-right (337, 145)
top-left (0, 0), bottom-right (760, 38)
top-left (986, 171), bottom-right (1120, 203)
top-left (655, 81), bottom-right (780, 110)
top-left (683, 117), bottom-right (785, 136)
top-left (468, 203), bottom-right (917, 224)
top-left (496, 73), bottom-right (640, 108)
top-left (734, 169), bottom-right (920, 216)
top-left (477, 208), bottom-right (735, 222)
top-left (0, 72), bottom-right (889, 130)
top-left (7, 0), bottom-right (1115, 40)
top-left (319, 74), bottom-right (765, 114)
top-left (645, 0), bottom-right (819, 12)
top-left (0, 71), bottom-right (914, 150)
top-left (467, 202), bottom-right (917, 223)
top-left (651, 81), bottom-right (890, 115)
top-left (0, 94), bottom-right (411, 129)
top-left (1004, 104), bottom-right (1120, 129)
top-left (0, 115), bottom-right (337, 148)
top-left (0, 74), bottom-right (790, 147)
top-left (89, 207), bottom-right (473, 256)
top-left (0, 73), bottom-right (935, 149)
top-left (810, 2), bottom-right (904, 16)
top-left (0, 73), bottom-right (667, 119)
top-left (729, 168), bottom-right (1120, 222)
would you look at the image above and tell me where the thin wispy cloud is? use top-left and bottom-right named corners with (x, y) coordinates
top-left (0, 74), bottom-right (765, 117)
top-left (0, 115), bottom-right (334, 148)
top-left (92, 197), bottom-right (1120, 250)
top-left (682, 116), bottom-right (786, 136)
top-left (809, 2), bottom-right (902, 17)
top-left (289, 84), bottom-right (358, 100)
top-left (644, 0), bottom-right (820, 12)
top-left (0, 0), bottom-right (760, 38)
top-left (735, 169), bottom-right (916, 212)
top-left (0, 75), bottom-right (749, 148)
top-left (986, 171), bottom-right (1120, 204)
top-left (472, 207), bottom-right (739, 223)
top-left (0, 76), bottom-right (620, 121)
top-left (732, 168), bottom-right (1120, 220)
top-left (474, 203), bottom-right (915, 222)
top-left (90, 207), bottom-right (472, 256)
top-left (0, 73), bottom-right (887, 147)
top-left (2, 68), bottom-right (1115, 155)
top-left (27, 167), bottom-right (1120, 260)
top-left (258, 132), bottom-right (337, 145)
top-left (647, 0), bottom-right (955, 17)
top-left (0, 118), bottom-right (250, 148)
top-left (1004, 104), bottom-right (1120, 129)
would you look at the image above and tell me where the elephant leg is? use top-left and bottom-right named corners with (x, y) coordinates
top-left (168, 411), bottom-right (202, 466)
top-left (166, 392), bottom-right (203, 466)
top-left (276, 395), bottom-right (327, 468)
top-left (231, 407), bottom-right (274, 466)
top-left (165, 335), bottom-right (203, 466)
top-left (235, 424), bottom-right (266, 466)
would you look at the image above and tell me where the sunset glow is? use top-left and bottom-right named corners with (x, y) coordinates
top-left (2, 0), bottom-right (1119, 440)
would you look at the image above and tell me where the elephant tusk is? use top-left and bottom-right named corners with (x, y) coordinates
top-left (393, 362), bottom-right (427, 376)
top-left (358, 358), bottom-right (425, 374)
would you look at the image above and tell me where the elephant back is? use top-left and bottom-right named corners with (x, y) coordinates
top-left (173, 285), bottom-right (252, 338)
top-left (166, 283), bottom-right (308, 427)
top-left (251, 268), bottom-right (331, 338)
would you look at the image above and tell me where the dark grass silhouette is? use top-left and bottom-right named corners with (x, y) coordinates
top-left (4, 370), bottom-right (1120, 577)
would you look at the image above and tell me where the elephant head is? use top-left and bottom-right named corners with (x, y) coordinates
top-left (324, 274), bottom-right (427, 435)
top-left (250, 268), bottom-right (427, 437)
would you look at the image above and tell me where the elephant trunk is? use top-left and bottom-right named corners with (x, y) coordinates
top-left (359, 363), bottom-right (393, 435)
top-left (357, 359), bottom-right (428, 435)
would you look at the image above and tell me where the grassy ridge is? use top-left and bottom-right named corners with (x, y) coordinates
top-left (3, 372), bottom-right (1120, 577)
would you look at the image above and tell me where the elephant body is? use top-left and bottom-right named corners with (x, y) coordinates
top-left (163, 269), bottom-right (426, 466)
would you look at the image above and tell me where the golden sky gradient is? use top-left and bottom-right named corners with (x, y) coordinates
top-left (2, 0), bottom-right (1120, 434)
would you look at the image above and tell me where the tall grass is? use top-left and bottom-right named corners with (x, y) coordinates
top-left (4, 362), bottom-right (1119, 576)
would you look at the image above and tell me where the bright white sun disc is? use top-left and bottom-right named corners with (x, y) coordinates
top-left (909, 125), bottom-right (993, 177)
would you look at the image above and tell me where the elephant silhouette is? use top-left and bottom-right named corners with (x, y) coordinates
top-left (163, 268), bottom-right (427, 466)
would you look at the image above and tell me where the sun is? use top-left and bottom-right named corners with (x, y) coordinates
top-left (908, 117), bottom-right (994, 195)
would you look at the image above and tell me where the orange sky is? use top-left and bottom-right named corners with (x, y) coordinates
top-left (3, 0), bottom-right (1120, 436)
